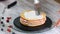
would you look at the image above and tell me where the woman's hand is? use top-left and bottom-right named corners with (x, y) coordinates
top-left (54, 19), bottom-right (60, 27)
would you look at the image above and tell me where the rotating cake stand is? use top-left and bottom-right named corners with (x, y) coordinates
top-left (13, 16), bottom-right (52, 31)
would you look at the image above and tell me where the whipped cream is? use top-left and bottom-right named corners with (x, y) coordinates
top-left (24, 11), bottom-right (43, 20)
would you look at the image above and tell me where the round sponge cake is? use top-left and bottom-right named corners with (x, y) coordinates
top-left (20, 10), bottom-right (46, 27)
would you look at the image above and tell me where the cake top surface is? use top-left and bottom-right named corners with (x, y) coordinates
top-left (20, 10), bottom-right (46, 20)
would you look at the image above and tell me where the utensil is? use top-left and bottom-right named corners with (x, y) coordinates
top-left (34, 0), bottom-right (41, 16)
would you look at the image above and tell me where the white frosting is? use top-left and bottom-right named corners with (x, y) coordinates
top-left (24, 11), bottom-right (43, 20)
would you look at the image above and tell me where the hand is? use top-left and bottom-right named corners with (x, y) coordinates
top-left (54, 19), bottom-right (60, 27)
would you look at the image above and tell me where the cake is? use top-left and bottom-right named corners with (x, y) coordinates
top-left (20, 10), bottom-right (46, 27)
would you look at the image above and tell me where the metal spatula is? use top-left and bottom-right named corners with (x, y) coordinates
top-left (34, 0), bottom-right (41, 16)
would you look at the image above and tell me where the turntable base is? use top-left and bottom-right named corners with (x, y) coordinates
top-left (13, 16), bottom-right (52, 31)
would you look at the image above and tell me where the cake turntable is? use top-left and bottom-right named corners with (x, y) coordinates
top-left (13, 16), bottom-right (52, 31)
